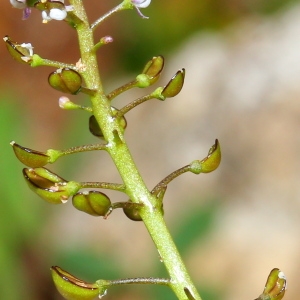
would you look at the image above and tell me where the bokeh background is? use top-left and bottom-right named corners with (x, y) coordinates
top-left (1, 0), bottom-right (300, 299)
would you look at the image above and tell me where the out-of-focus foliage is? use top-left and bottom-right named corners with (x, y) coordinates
top-left (0, 97), bottom-right (47, 299)
top-left (118, 0), bottom-right (300, 71)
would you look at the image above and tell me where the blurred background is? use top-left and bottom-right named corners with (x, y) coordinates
top-left (1, 0), bottom-right (300, 299)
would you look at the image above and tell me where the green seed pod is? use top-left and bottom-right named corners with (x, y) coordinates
top-left (11, 141), bottom-right (50, 168)
top-left (255, 268), bottom-right (287, 300)
top-left (72, 191), bottom-right (111, 217)
top-left (89, 108), bottom-right (127, 139)
top-left (160, 69), bottom-right (185, 99)
top-left (189, 139), bottom-right (221, 174)
top-left (89, 115), bottom-right (104, 138)
top-left (48, 68), bottom-right (82, 94)
top-left (3, 35), bottom-right (33, 64)
top-left (123, 201), bottom-right (142, 221)
top-left (51, 266), bottom-right (101, 300)
top-left (23, 167), bottom-right (81, 204)
top-left (122, 201), bottom-right (163, 221)
top-left (142, 55), bottom-right (164, 82)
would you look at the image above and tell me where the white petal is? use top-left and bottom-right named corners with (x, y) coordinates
top-left (20, 43), bottom-right (34, 56)
top-left (49, 8), bottom-right (67, 21)
top-left (42, 11), bottom-right (52, 22)
top-left (10, 0), bottom-right (26, 9)
top-left (132, 0), bottom-right (151, 8)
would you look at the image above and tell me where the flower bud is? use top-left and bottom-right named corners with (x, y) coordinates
top-left (3, 35), bottom-right (33, 64)
top-left (51, 266), bottom-right (102, 300)
top-left (23, 167), bottom-right (81, 204)
top-left (48, 68), bottom-right (82, 94)
top-left (160, 69), bottom-right (185, 99)
top-left (58, 96), bottom-right (80, 110)
top-left (189, 139), bottom-right (221, 174)
top-left (72, 191), bottom-right (112, 217)
top-left (11, 141), bottom-right (50, 167)
top-left (256, 268), bottom-right (287, 300)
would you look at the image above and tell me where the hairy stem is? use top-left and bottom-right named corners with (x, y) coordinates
top-left (69, 1), bottom-right (202, 299)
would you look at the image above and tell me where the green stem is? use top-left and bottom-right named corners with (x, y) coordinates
top-left (106, 79), bottom-right (138, 101)
top-left (107, 277), bottom-right (171, 286)
top-left (151, 165), bottom-right (190, 195)
top-left (117, 94), bottom-right (153, 117)
top-left (80, 182), bottom-right (125, 192)
top-left (69, 1), bottom-right (202, 299)
top-left (31, 54), bottom-right (75, 69)
top-left (47, 143), bottom-right (107, 163)
top-left (90, 3), bottom-right (124, 30)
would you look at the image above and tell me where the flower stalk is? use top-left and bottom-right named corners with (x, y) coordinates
top-left (68, 0), bottom-right (202, 298)
top-left (6, 0), bottom-right (289, 299)
top-left (6, 0), bottom-right (229, 299)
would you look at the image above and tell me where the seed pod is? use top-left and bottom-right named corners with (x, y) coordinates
top-left (3, 35), bottom-right (33, 64)
top-left (123, 201), bottom-right (143, 221)
top-left (189, 139), bottom-right (221, 174)
top-left (23, 167), bottom-right (81, 204)
top-left (255, 268), bottom-right (287, 300)
top-left (89, 108), bottom-right (127, 139)
top-left (89, 115), bottom-right (103, 138)
top-left (160, 69), bottom-right (185, 99)
top-left (72, 191), bottom-right (111, 217)
top-left (51, 266), bottom-right (102, 300)
top-left (140, 55), bottom-right (164, 86)
top-left (11, 141), bottom-right (50, 167)
top-left (48, 68), bottom-right (82, 94)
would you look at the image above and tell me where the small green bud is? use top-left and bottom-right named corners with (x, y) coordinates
top-left (3, 35), bottom-right (33, 64)
top-left (160, 69), bottom-right (185, 99)
top-left (189, 139), bottom-right (221, 174)
top-left (11, 141), bottom-right (50, 167)
top-left (51, 266), bottom-right (102, 300)
top-left (23, 167), bottom-right (81, 204)
top-left (48, 68), bottom-right (82, 94)
top-left (256, 268), bottom-right (287, 300)
top-left (72, 191), bottom-right (112, 217)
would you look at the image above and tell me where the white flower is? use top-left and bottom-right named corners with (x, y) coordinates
top-left (41, 3), bottom-right (73, 23)
top-left (131, 0), bottom-right (151, 18)
top-left (132, 0), bottom-right (151, 8)
top-left (42, 8), bottom-right (67, 22)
